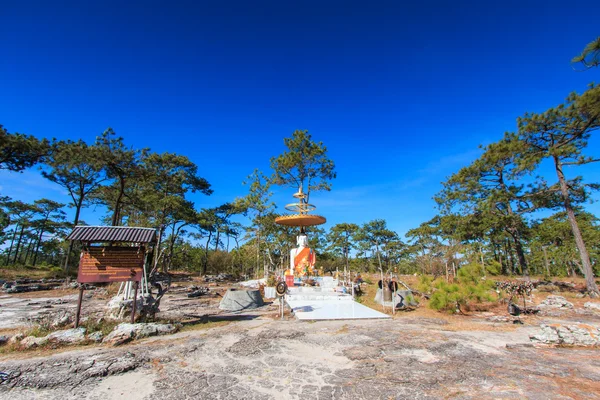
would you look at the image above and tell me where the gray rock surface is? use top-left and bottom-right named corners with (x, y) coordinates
top-left (20, 336), bottom-right (49, 349)
top-left (4, 318), bottom-right (600, 399)
top-left (47, 328), bottom-right (87, 344)
top-left (584, 302), bottom-right (600, 312)
top-left (530, 324), bottom-right (600, 346)
top-left (88, 331), bottom-right (104, 343)
top-left (486, 315), bottom-right (511, 323)
top-left (0, 349), bottom-right (143, 391)
top-left (103, 323), bottom-right (178, 346)
top-left (536, 295), bottom-right (574, 311)
top-left (8, 333), bottom-right (25, 345)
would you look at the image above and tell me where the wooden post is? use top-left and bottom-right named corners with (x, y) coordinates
top-left (75, 286), bottom-right (84, 328)
top-left (131, 281), bottom-right (139, 323)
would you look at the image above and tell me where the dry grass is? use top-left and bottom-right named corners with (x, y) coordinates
top-left (0, 266), bottom-right (74, 281)
top-left (335, 324), bottom-right (350, 335)
top-left (179, 320), bottom-right (231, 333)
top-left (354, 274), bottom-right (536, 332)
top-left (8, 287), bottom-right (78, 299)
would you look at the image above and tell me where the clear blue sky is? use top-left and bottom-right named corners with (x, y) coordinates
top-left (1, 0), bottom-right (599, 238)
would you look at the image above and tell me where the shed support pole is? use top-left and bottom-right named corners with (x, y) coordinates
top-left (75, 286), bottom-right (84, 328)
top-left (131, 281), bottom-right (139, 323)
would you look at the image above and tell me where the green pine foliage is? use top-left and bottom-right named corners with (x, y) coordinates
top-left (427, 263), bottom-right (496, 313)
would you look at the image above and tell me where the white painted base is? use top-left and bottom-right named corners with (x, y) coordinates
top-left (285, 287), bottom-right (389, 320)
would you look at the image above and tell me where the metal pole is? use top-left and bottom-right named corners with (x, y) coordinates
top-left (392, 279), bottom-right (396, 316)
top-left (131, 281), bottom-right (139, 323)
top-left (75, 286), bottom-right (84, 328)
top-left (280, 297), bottom-right (284, 320)
top-left (380, 268), bottom-right (385, 313)
top-left (142, 248), bottom-right (149, 296)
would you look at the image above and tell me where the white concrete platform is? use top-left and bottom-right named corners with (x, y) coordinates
top-left (285, 287), bottom-right (390, 320)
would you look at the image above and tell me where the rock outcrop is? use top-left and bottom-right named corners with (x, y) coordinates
top-left (47, 328), bottom-right (87, 344)
top-left (20, 336), bottom-right (49, 349)
top-left (19, 328), bottom-right (87, 349)
top-left (103, 323), bottom-right (178, 346)
top-left (536, 295), bottom-right (574, 312)
top-left (530, 324), bottom-right (600, 346)
top-left (584, 302), bottom-right (600, 312)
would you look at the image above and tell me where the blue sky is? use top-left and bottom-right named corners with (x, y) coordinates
top-left (1, 0), bottom-right (599, 238)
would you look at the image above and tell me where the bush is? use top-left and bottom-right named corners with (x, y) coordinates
top-left (405, 293), bottom-right (418, 305)
top-left (427, 263), bottom-right (496, 313)
top-left (417, 275), bottom-right (435, 294)
top-left (429, 282), bottom-right (463, 312)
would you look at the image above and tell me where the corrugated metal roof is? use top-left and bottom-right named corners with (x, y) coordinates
top-left (66, 226), bottom-right (157, 243)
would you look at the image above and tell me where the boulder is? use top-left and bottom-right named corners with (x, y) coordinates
top-left (20, 336), bottom-right (49, 349)
top-left (103, 323), bottom-right (178, 346)
top-left (50, 310), bottom-right (74, 328)
top-left (584, 302), bottom-right (600, 312)
top-left (0, 335), bottom-right (9, 346)
top-left (88, 331), bottom-right (104, 343)
top-left (8, 333), bottom-right (25, 345)
top-left (537, 295), bottom-right (574, 310)
top-left (102, 327), bottom-right (133, 346)
top-left (47, 328), bottom-right (87, 344)
top-left (530, 324), bottom-right (600, 346)
top-left (219, 289), bottom-right (264, 311)
top-left (106, 294), bottom-right (156, 319)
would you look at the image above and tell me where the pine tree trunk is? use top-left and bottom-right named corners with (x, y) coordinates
top-left (504, 200), bottom-right (529, 276)
top-left (12, 224), bottom-right (26, 265)
top-left (5, 226), bottom-right (18, 266)
top-left (111, 177), bottom-right (125, 226)
top-left (164, 224), bottom-right (176, 273)
top-left (33, 218), bottom-right (48, 266)
top-left (542, 246), bottom-right (550, 277)
top-left (63, 200), bottom-right (83, 272)
top-left (202, 231), bottom-right (212, 276)
top-left (153, 225), bottom-right (164, 274)
top-left (508, 231), bottom-right (529, 277)
top-left (214, 229), bottom-right (220, 251)
top-left (506, 239), bottom-right (516, 275)
top-left (24, 238), bottom-right (35, 265)
top-left (554, 156), bottom-right (600, 297)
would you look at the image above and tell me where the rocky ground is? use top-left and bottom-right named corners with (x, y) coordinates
top-left (0, 280), bottom-right (599, 399)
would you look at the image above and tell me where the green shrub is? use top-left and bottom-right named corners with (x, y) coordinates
top-left (405, 293), bottom-right (418, 305)
top-left (456, 263), bottom-right (483, 285)
top-left (26, 325), bottom-right (53, 338)
top-left (428, 264), bottom-right (496, 313)
top-left (82, 319), bottom-right (120, 336)
top-left (417, 275), bottom-right (435, 294)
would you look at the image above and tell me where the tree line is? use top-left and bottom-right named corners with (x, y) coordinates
top-left (1, 37), bottom-right (599, 297)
